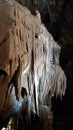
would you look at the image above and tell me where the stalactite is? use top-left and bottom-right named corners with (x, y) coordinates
top-left (0, 1), bottom-right (67, 129)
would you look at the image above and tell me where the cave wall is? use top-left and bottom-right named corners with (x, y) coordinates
top-left (0, 0), bottom-right (67, 129)
top-left (0, 0), bottom-right (73, 129)
top-left (15, 0), bottom-right (73, 130)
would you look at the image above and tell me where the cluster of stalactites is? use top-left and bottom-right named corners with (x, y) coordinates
top-left (21, 24), bottom-right (67, 115)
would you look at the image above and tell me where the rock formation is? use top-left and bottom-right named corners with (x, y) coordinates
top-left (15, 0), bottom-right (73, 130)
top-left (0, 0), bottom-right (66, 129)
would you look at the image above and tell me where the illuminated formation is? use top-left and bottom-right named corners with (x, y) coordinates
top-left (0, 0), bottom-right (66, 129)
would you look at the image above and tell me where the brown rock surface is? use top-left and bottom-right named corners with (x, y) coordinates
top-left (0, 0), bottom-right (41, 102)
top-left (0, 0), bottom-right (66, 129)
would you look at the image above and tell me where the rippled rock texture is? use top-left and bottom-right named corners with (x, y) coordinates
top-left (0, 0), bottom-right (66, 129)
top-left (15, 1), bottom-right (73, 130)
top-left (16, 0), bottom-right (73, 62)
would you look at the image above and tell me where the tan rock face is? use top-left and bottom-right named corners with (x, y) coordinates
top-left (0, 0), bottom-right (41, 115)
top-left (0, 1), bottom-right (30, 77)
top-left (0, 0), bottom-right (66, 128)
